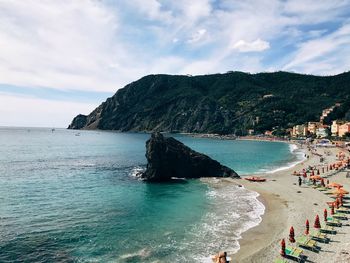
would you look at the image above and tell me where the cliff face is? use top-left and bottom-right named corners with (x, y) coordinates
top-left (68, 71), bottom-right (350, 134)
top-left (141, 133), bottom-right (239, 181)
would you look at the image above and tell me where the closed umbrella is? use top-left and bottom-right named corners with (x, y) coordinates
top-left (339, 195), bottom-right (343, 206)
top-left (331, 204), bottom-right (335, 215)
top-left (289, 226), bottom-right (295, 243)
top-left (280, 239), bottom-right (286, 256)
top-left (322, 167), bottom-right (325, 173)
top-left (317, 169), bottom-right (320, 175)
top-left (314, 215), bottom-right (321, 229)
top-left (324, 209), bottom-right (328, 222)
top-left (305, 219), bottom-right (309, 235)
top-left (335, 198), bottom-right (340, 209)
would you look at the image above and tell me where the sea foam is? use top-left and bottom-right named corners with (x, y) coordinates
top-left (182, 179), bottom-right (265, 262)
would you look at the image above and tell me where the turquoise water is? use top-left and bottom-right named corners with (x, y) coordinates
top-left (0, 128), bottom-right (300, 262)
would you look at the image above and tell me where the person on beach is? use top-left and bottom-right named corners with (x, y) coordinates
top-left (212, 252), bottom-right (229, 263)
top-left (298, 176), bottom-right (302, 187)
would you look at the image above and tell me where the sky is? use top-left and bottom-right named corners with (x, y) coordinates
top-left (1, 0), bottom-right (350, 127)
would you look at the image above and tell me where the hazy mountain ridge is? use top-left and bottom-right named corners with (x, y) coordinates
top-left (68, 71), bottom-right (350, 135)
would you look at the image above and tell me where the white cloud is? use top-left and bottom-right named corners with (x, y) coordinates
top-left (1, 1), bottom-right (350, 127)
top-left (187, 29), bottom-right (207, 43)
top-left (0, 0), bottom-right (137, 92)
top-left (0, 93), bottom-right (95, 127)
top-left (232, 39), bottom-right (270, 52)
top-left (283, 23), bottom-right (350, 74)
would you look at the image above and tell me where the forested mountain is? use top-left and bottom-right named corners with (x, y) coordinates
top-left (68, 71), bottom-right (350, 135)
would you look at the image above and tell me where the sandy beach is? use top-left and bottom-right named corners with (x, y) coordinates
top-left (226, 143), bottom-right (350, 263)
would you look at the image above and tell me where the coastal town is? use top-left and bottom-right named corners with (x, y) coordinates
top-left (242, 103), bottom-right (350, 150)
top-left (290, 104), bottom-right (350, 139)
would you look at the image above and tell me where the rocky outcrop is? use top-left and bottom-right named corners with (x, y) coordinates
top-left (141, 133), bottom-right (239, 181)
top-left (68, 114), bottom-right (87, 129)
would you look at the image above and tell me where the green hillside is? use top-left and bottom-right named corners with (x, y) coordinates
top-left (68, 71), bottom-right (350, 135)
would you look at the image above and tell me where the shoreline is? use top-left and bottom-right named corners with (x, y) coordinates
top-left (229, 143), bottom-right (350, 262)
top-left (202, 141), bottom-right (306, 261)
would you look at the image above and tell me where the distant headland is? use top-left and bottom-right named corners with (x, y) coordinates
top-left (68, 71), bottom-right (350, 138)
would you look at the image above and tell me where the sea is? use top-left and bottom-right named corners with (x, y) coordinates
top-left (0, 127), bottom-right (305, 262)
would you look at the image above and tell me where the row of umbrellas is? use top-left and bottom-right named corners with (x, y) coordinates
top-left (280, 213), bottom-right (327, 256)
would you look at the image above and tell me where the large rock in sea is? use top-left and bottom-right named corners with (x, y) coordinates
top-left (141, 133), bottom-right (239, 181)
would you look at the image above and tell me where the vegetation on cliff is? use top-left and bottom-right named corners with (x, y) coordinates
top-left (68, 71), bottom-right (350, 135)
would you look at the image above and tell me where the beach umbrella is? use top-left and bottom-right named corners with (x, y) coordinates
top-left (314, 215), bottom-right (321, 229)
top-left (335, 198), bottom-right (340, 209)
top-left (280, 239), bottom-right (286, 256)
top-left (332, 188), bottom-right (349, 195)
top-left (317, 169), bottom-right (320, 175)
top-left (321, 178), bottom-right (325, 187)
top-left (324, 209), bottom-right (328, 222)
top-left (331, 204), bottom-right (335, 215)
top-left (305, 219), bottom-right (309, 235)
top-left (289, 226), bottom-right (295, 243)
top-left (328, 182), bottom-right (343, 188)
top-left (339, 195), bottom-right (343, 206)
top-left (322, 167), bottom-right (325, 173)
top-left (327, 179), bottom-right (330, 185)
top-left (310, 175), bottom-right (322, 180)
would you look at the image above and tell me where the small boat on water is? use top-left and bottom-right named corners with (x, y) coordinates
top-left (244, 176), bottom-right (266, 182)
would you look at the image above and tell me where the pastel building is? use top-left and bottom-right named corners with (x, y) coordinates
top-left (338, 123), bottom-right (350, 137)
top-left (331, 120), bottom-right (344, 136)
top-left (292, 124), bottom-right (307, 137)
top-left (307, 122), bottom-right (322, 134)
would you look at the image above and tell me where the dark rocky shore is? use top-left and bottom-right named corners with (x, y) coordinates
top-left (141, 133), bottom-right (239, 182)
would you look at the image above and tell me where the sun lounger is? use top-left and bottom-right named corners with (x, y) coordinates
top-left (296, 236), bottom-right (319, 251)
top-left (330, 195), bottom-right (350, 200)
top-left (326, 217), bottom-right (342, 226)
top-left (320, 224), bottom-right (337, 234)
top-left (309, 230), bottom-right (329, 243)
top-left (332, 213), bottom-right (348, 220)
top-left (336, 207), bottom-right (350, 214)
top-left (274, 257), bottom-right (288, 263)
top-left (285, 246), bottom-right (304, 262)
